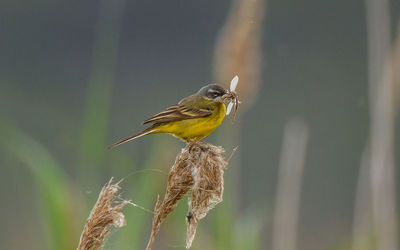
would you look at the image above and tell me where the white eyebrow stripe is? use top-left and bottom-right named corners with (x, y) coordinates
top-left (207, 89), bottom-right (225, 95)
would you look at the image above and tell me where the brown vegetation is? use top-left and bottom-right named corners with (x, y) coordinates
top-left (146, 141), bottom-right (228, 250)
top-left (77, 178), bottom-right (127, 250)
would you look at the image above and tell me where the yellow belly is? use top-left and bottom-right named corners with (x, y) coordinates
top-left (153, 102), bottom-right (226, 141)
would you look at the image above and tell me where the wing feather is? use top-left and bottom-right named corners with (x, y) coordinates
top-left (142, 104), bottom-right (212, 125)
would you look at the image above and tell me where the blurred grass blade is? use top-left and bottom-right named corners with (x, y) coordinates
top-left (80, 0), bottom-right (126, 175)
top-left (233, 208), bottom-right (265, 250)
top-left (210, 193), bottom-right (235, 250)
top-left (0, 123), bottom-right (75, 250)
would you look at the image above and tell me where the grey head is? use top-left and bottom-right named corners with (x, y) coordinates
top-left (198, 84), bottom-right (227, 100)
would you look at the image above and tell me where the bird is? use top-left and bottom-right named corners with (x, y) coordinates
top-left (108, 79), bottom-right (238, 149)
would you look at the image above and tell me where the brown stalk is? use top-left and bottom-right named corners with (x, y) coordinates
top-left (77, 178), bottom-right (127, 250)
top-left (390, 22), bottom-right (400, 109)
top-left (272, 119), bottom-right (308, 250)
top-left (365, 0), bottom-right (398, 249)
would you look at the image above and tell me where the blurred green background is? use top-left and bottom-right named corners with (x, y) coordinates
top-left (0, 0), bottom-right (399, 249)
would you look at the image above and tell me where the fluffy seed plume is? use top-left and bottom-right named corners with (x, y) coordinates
top-left (146, 141), bottom-right (228, 250)
top-left (77, 178), bottom-right (127, 250)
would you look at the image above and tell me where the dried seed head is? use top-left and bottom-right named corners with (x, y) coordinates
top-left (146, 141), bottom-right (228, 250)
top-left (77, 178), bottom-right (127, 250)
top-left (185, 142), bottom-right (227, 248)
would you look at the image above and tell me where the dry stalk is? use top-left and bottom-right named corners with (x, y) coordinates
top-left (365, 0), bottom-right (398, 249)
top-left (146, 141), bottom-right (228, 250)
top-left (272, 119), bottom-right (308, 250)
top-left (77, 178), bottom-right (127, 250)
top-left (390, 21), bottom-right (400, 109)
top-left (213, 0), bottom-right (265, 109)
top-left (351, 20), bottom-right (400, 250)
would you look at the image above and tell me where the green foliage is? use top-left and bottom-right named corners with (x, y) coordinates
top-left (232, 207), bottom-right (266, 250)
top-left (79, 0), bottom-right (124, 185)
top-left (0, 124), bottom-right (76, 250)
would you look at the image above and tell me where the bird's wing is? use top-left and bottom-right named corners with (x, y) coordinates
top-left (142, 95), bottom-right (213, 125)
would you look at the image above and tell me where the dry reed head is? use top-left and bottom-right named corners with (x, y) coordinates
top-left (146, 141), bottom-right (228, 250)
top-left (77, 178), bottom-right (127, 250)
top-left (185, 142), bottom-right (226, 248)
top-left (213, 0), bottom-right (265, 110)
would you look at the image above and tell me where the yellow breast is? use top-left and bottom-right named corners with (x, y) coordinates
top-left (155, 102), bottom-right (226, 141)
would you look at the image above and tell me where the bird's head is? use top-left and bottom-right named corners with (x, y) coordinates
top-left (198, 84), bottom-right (227, 100)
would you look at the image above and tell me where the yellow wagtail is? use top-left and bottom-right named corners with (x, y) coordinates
top-left (109, 76), bottom-right (238, 148)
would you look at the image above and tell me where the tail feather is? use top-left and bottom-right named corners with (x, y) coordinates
top-left (108, 127), bottom-right (156, 149)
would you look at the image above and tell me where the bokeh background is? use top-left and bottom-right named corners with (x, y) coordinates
top-left (1, 0), bottom-right (399, 249)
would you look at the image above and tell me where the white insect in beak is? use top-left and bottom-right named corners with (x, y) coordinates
top-left (226, 101), bottom-right (234, 115)
top-left (230, 75), bottom-right (239, 92)
top-left (226, 75), bottom-right (239, 115)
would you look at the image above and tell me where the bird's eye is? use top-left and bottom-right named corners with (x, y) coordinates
top-left (207, 90), bottom-right (220, 99)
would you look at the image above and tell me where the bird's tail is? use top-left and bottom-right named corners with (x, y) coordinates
top-left (108, 126), bottom-right (157, 149)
